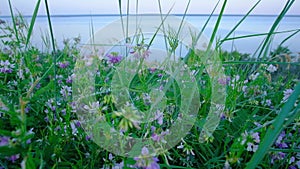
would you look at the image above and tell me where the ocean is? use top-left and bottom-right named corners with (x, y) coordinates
top-left (0, 15), bottom-right (300, 55)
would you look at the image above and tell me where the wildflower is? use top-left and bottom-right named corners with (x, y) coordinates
top-left (149, 67), bottom-right (157, 73)
top-left (134, 147), bottom-right (160, 169)
top-left (249, 72), bottom-right (260, 81)
top-left (242, 85), bottom-right (248, 94)
top-left (267, 64), bottom-right (277, 73)
top-left (218, 76), bottom-right (231, 85)
top-left (83, 101), bottom-right (100, 114)
top-left (106, 52), bottom-right (122, 64)
top-left (70, 121), bottom-right (78, 135)
top-left (251, 132), bottom-right (260, 143)
top-left (66, 75), bottom-right (73, 83)
top-left (46, 99), bottom-right (56, 112)
top-left (151, 130), bottom-right (169, 143)
top-left (0, 136), bottom-right (9, 146)
top-left (154, 110), bottom-right (164, 125)
top-left (130, 44), bottom-right (151, 59)
top-left (17, 69), bottom-right (25, 79)
top-left (85, 135), bottom-right (92, 141)
top-left (265, 99), bottom-right (272, 106)
top-left (177, 138), bottom-right (195, 155)
top-left (143, 93), bottom-right (151, 106)
top-left (290, 156), bottom-right (295, 164)
top-left (282, 89), bottom-right (294, 103)
top-left (60, 86), bottom-right (72, 98)
top-left (224, 160), bottom-right (232, 169)
top-left (246, 142), bottom-right (258, 152)
top-left (275, 131), bottom-right (288, 148)
top-left (7, 154), bottom-right (20, 163)
top-left (58, 61), bottom-right (70, 69)
top-left (0, 60), bottom-right (15, 73)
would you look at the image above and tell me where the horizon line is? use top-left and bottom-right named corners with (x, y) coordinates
top-left (1, 13), bottom-right (300, 18)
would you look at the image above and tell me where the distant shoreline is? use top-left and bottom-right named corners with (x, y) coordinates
top-left (1, 14), bottom-right (300, 18)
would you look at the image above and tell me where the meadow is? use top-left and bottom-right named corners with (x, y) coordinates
top-left (0, 0), bottom-right (300, 168)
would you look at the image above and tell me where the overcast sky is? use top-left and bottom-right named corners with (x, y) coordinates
top-left (0, 0), bottom-right (299, 16)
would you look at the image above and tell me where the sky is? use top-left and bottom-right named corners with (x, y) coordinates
top-left (0, 0), bottom-right (300, 16)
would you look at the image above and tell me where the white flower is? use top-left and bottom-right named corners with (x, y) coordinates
top-left (281, 89), bottom-right (294, 103)
top-left (249, 73), bottom-right (260, 81)
top-left (267, 64), bottom-right (277, 73)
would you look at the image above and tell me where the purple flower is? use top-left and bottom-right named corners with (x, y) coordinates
top-left (130, 44), bottom-right (151, 59)
top-left (75, 121), bottom-right (81, 127)
top-left (149, 68), bottom-right (157, 73)
top-left (0, 136), bottom-right (10, 146)
top-left (85, 135), bottom-right (92, 141)
top-left (218, 77), bottom-right (231, 85)
top-left (58, 61), bottom-right (70, 69)
top-left (265, 99), bottom-right (272, 106)
top-left (25, 106), bottom-right (30, 113)
top-left (251, 132), bottom-right (260, 143)
top-left (0, 60), bottom-right (14, 73)
top-left (134, 147), bottom-right (160, 169)
top-left (141, 147), bottom-right (149, 156)
top-left (7, 154), bottom-right (20, 163)
top-left (106, 52), bottom-right (122, 64)
top-left (282, 89), bottom-right (294, 103)
top-left (154, 110), bottom-right (163, 125)
top-left (60, 86), bottom-right (72, 98)
top-left (151, 130), bottom-right (169, 143)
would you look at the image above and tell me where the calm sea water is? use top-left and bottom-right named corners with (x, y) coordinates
top-left (1, 15), bottom-right (300, 54)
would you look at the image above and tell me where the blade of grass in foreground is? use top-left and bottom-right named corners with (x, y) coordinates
top-left (246, 82), bottom-right (300, 169)
top-left (25, 0), bottom-right (41, 49)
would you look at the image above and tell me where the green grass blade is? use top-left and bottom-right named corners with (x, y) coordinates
top-left (279, 29), bottom-right (300, 47)
top-left (220, 29), bottom-right (300, 42)
top-left (207, 0), bottom-right (227, 50)
top-left (44, 0), bottom-right (56, 52)
top-left (256, 0), bottom-right (295, 59)
top-left (7, 0), bottom-right (20, 44)
top-left (193, 0), bottom-right (221, 46)
top-left (246, 82), bottom-right (300, 169)
top-left (25, 0), bottom-right (41, 49)
top-left (217, 0), bottom-right (261, 47)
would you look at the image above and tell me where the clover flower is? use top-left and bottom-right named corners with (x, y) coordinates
top-left (151, 130), bottom-right (169, 143)
top-left (249, 72), bottom-right (260, 81)
top-left (130, 44), bottom-right (151, 59)
top-left (6, 154), bottom-right (20, 163)
top-left (177, 138), bottom-right (195, 155)
top-left (0, 60), bottom-right (15, 73)
top-left (106, 52), bottom-right (122, 64)
top-left (267, 64), bottom-right (277, 73)
top-left (58, 61), bottom-right (70, 69)
top-left (60, 85), bottom-right (72, 98)
top-left (218, 76), bottom-right (231, 85)
top-left (0, 136), bottom-right (9, 146)
top-left (282, 89), bottom-right (294, 103)
top-left (134, 147), bottom-right (160, 169)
